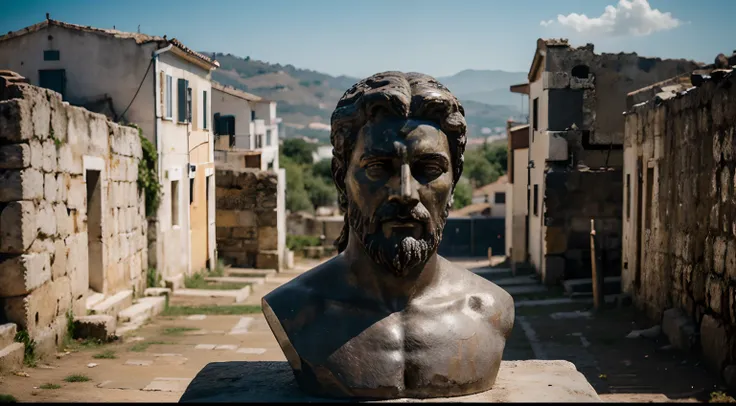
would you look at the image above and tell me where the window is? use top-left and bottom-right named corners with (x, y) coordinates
top-left (39, 69), bottom-right (66, 99)
top-left (255, 134), bottom-right (263, 149)
top-left (187, 87), bottom-right (193, 123)
top-left (215, 114), bottom-right (235, 136)
top-left (165, 75), bottom-right (173, 119)
top-left (571, 65), bottom-right (590, 79)
top-left (43, 50), bottom-right (60, 61)
top-left (533, 184), bottom-right (539, 216)
top-left (626, 174), bottom-right (631, 220)
top-left (190, 177), bottom-right (195, 205)
top-left (266, 130), bottom-right (271, 146)
top-left (177, 78), bottom-right (189, 123)
top-left (494, 192), bottom-right (506, 204)
top-left (532, 97), bottom-right (539, 132)
top-left (251, 110), bottom-right (256, 121)
top-left (171, 180), bottom-right (180, 227)
top-left (202, 91), bottom-right (208, 129)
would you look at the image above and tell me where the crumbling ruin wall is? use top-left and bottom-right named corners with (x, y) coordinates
top-left (544, 168), bottom-right (622, 284)
top-left (544, 43), bottom-right (701, 147)
top-left (0, 75), bottom-right (147, 358)
top-left (215, 166), bottom-right (280, 269)
top-left (623, 71), bottom-right (736, 382)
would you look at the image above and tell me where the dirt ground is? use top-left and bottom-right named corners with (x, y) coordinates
top-left (0, 257), bottom-right (730, 403)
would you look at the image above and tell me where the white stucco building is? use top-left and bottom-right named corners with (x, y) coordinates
top-left (211, 81), bottom-right (280, 171)
top-left (0, 18), bottom-right (219, 286)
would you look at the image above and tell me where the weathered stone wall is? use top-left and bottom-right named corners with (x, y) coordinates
top-left (623, 71), bottom-right (736, 383)
top-left (215, 166), bottom-right (280, 269)
top-left (544, 43), bottom-right (701, 146)
top-left (0, 76), bottom-right (146, 357)
top-left (544, 168), bottom-right (622, 284)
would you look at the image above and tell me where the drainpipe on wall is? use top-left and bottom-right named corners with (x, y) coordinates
top-left (151, 43), bottom-right (173, 276)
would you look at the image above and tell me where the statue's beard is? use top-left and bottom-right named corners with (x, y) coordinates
top-left (347, 200), bottom-right (449, 277)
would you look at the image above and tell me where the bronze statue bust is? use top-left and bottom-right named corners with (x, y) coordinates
top-left (262, 72), bottom-right (514, 400)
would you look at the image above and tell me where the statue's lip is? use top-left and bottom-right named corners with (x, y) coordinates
top-left (382, 219), bottom-right (424, 227)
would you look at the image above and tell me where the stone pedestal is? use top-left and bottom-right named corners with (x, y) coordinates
top-left (179, 360), bottom-right (600, 403)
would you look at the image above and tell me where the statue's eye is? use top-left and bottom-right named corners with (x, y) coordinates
top-left (365, 162), bottom-right (389, 178)
top-left (416, 162), bottom-right (444, 181)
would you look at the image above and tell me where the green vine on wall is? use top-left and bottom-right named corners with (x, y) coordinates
top-left (128, 124), bottom-right (161, 217)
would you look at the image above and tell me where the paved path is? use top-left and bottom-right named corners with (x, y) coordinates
top-left (0, 256), bottom-right (727, 402)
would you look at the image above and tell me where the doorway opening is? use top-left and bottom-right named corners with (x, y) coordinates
top-left (86, 170), bottom-right (104, 293)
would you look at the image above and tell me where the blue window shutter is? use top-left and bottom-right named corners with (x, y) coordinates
top-left (203, 91), bottom-right (208, 129)
top-left (177, 78), bottom-right (187, 122)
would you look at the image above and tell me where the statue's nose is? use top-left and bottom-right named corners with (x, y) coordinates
top-left (388, 163), bottom-right (420, 206)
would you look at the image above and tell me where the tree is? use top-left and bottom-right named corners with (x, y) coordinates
top-left (282, 138), bottom-right (316, 165)
top-left (312, 159), bottom-right (333, 182)
top-left (464, 150), bottom-right (500, 187)
top-left (304, 173), bottom-right (337, 209)
top-left (283, 159), bottom-right (312, 212)
top-left (452, 177), bottom-right (473, 209)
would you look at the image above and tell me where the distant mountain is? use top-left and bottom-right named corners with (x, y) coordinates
top-left (204, 53), bottom-right (526, 140)
top-left (438, 69), bottom-right (528, 106)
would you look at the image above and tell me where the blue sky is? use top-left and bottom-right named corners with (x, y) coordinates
top-left (1, 0), bottom-right (734, 78)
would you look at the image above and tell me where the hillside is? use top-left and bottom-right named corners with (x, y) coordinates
top-left (205, 52), bottom-right (526, 141)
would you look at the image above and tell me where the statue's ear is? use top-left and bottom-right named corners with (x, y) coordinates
top-left (331, 158), bottom-right (347, 196)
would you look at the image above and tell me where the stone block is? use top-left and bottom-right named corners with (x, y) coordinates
top-left (32, 315), bottom-right (68, 359)
top-left (545, 226), bottom-right (567, 255)
top-left (692, 266), bottom-right (707, 303)
top-left (180, 360), bottom-right (601, 403)
top-left (0, 342), bottom-right (24, 373)
top-left (715, 236), bottom-right (727, 275)
top-left (88, 113), bottom-right (109, 156)
top-left (0, 201), bottom-right (37, 254)
top-left (54, 204), bottom-right (72, 238)
top-left (56, 173), bottom-right (69, 203)
top-left (51, 239), bottom-right (68, 280)
top-left (30, 139), bottom-right (44, 169)
top-left (256, 251), bottom-right (280, 270)
top-left (0, 253), bottom-right (51, 297)
top-left (43, 172), bottom-right (57, 202)
top-left (543, 71), bottom-right (570, 89)
top-left (707, 275), bottom-right (724, 314)
top-left (73, 315), bottom-right (117, 341)
top-left (0, 168), bottom-right (44, 202)
top-left (700, 314), bottom-right (730, 375)
top-left (37, 201), bottom-right (57, 237)
top-left (66, 106), bottom-right (90, 153)
top-left (66, 233), bottom-right (89, 299)
top-left (0, 143), bottom-right (30, 169)
top-left (3, 280), bottom-right (56, 336)
top-left (543, 255), bottom-right (565, 286)
top-left (661, 308), bottom-right (698, 351)
top-left (258, 226), bottom-right (279, 251)
top-left (53, 275), bottom-right (73, 318)
top-left (67, 176), bottom-right (86, 210)
top-left (49, 95), bottom-right (68, 143)
top-left (41, 140), bottom-right (56, 173)
top-left (232, 227), bottom-right (257, 240)
top-left (256, 209), bottom-right (278, 228)
top-left (0, 99), bottom-right (32, 142)
top-left (56, 144), bottom-right (81, 174)
top-left (216, 188), bottom-right (256, 211)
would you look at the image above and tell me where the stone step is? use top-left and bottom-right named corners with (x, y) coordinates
top-left (0, 323), bottom-right (17, 350)
top-left (226, 268), bottom-right (277, 278)
top-left (73, 315), bottom-right (117, 341)
top-left (173, 286), bottom-right (251, 303)
top-left (118, 296), bottom-right (167, 323)
top-left (504, 284), bottom-right (549, 296)
top-left (144, 287), bottom-right (172, 297)
top-left (91, 290), bottom-right (134, 317)
top-left (563, 277), bottom-right (622, 296)
top-left (0, 342), bottom-right (24, 373)
top-left (115, 314), bottom-right (149, 337)
top-left (515, 293), bottom-right (629, 308)
top-left (85, 292), bottom-right (106, 310)
top-left (493, 275), bottom-right (540, 287)
top-left (204, 276), bottom-right (264, 285)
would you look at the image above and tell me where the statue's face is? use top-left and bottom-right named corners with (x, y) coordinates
top-left (345, 113), bottom-right (453, 276)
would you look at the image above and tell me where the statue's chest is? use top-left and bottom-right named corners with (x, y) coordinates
top-left (318, 310), bottom-right (501, 393)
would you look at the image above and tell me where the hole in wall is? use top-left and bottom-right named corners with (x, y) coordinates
top-left (35, 312), bottom-right (39, 325)
top-left (571, 65), bottom-right (590, 79)
top-left (55, 333), bottom-right (59, 346)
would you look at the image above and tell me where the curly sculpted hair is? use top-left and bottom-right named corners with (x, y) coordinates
top-left (329, 71), bottom-right (468, 253)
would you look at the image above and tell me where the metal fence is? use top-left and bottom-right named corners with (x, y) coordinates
top-left (438, 217), bottom-right (506, 258)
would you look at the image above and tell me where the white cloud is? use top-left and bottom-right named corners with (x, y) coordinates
top-left (541, 0), bottom-right (681, 37)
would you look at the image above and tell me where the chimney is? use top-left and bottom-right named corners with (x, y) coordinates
top-left (45, 13), bottom-right (50, 20)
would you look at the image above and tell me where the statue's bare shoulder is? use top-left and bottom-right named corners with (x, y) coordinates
top-left (434, 256), bottom-right (515, 338)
